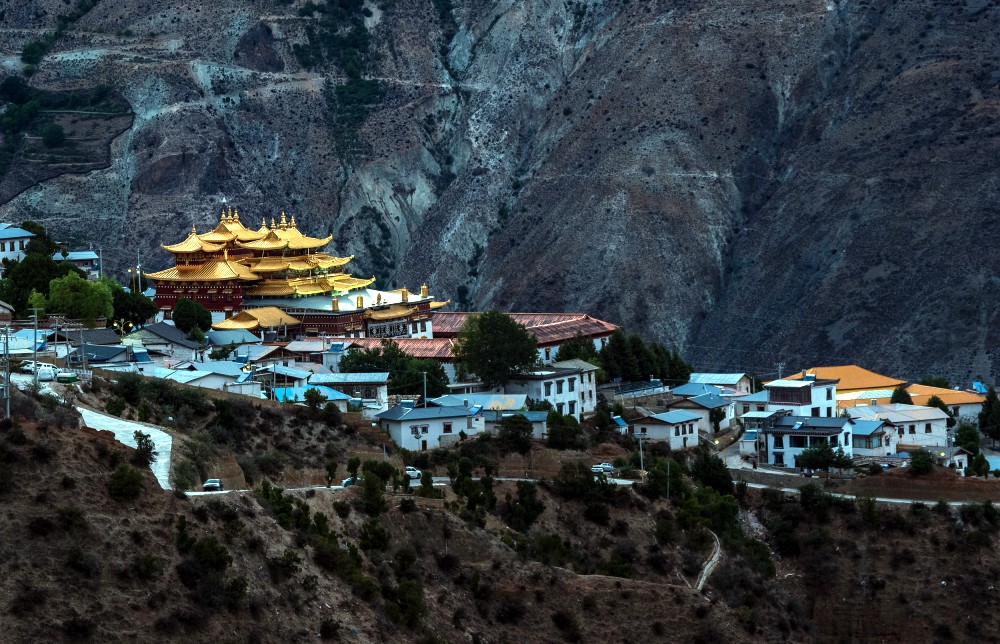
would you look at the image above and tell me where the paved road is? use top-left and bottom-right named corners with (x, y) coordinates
top-left (76, 407), bottom-right (174, 490)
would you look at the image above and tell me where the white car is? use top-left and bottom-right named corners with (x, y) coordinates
top-left (404, 466), bottom-right (422, 480)
top-left (591, 463), bottom-right (615, 474)
top-left (36, 366), bottom-right (56, 382)
top-left (20, 361), bottom-right (57, 374)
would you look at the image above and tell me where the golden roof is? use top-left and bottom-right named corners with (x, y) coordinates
top-left (212, 307), bottom-right (301, 331)
top-left (429, 300), bottom-right (451, 310)
top-left (328, 275), bottom-right (376, 292)
top-left (144, 258), bottom-right (260, 282)
top-left (906, 384), bottom-right (986, 406)
top-left (241, 254), bottom-right (353, 274)
top-left (162, 228), bottom-right (226, 254)
top-left (198, 207), bottom-right (268, 243)
top-left (365, 305), bottom-right (417, 321)
top-left (236, 230), bottom-right (289, 251)
top-left (288, 234), bottom-right (333, 250)
top-left (245, 282), bottom-right (296, 297)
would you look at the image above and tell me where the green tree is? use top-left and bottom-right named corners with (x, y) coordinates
top-left (910, 448), bottom-right (933, 476)
top-left (889, 386), bottom-right (913, 405)
top-left (20, 220), bottom-right (59, 257)
top-left (47, 272), bottom-right (113, 327)
top-left (132, 430), bottom-right (155, 466)
top-left (926, 395), bottom-right (956, 428)
top-left (27, 289), bottom-right (46, 317)
top-left (172, 297), bottom-right (212, 333)
top-left (555, 334), bottom-right (598, 362)
top-left (0, 76), bottom-right (32, 104)
top-left (453, 310), bottom-right (538, 388)
top-left (979, 387), bottom-right (1000, 448)
top-left (324, 460), bottom-right (338, 487)
top-left (709, 407), bottom-right (725, 433)
top-left (339, 339), bottom-right (448, 396)
top-left (347, 456), bottom-right (361, 478)
top-left (303, 387), bottom-right (326, 413)
top-left (507, 481), bottom-right (545, 532)
top-left (545, 411), bottom-right (587, 450)
top-left (41, 122), bottom-right (65, 147)
top-left (0, 253), bottom-right (83, 313)
top-left (955, 422), bottom-right (981, 456)
top-left (497, 414), bottom-right (533, 457)
top-left (919, 375), bottom-right (951, 389)
top-left (109, 281), bottom-right (157, 327)
top-left (971, 453), bottom-right (991, 478)
top-left (689, 448), bottom-right (732, 495)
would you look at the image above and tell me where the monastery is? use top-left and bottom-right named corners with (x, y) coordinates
top-left (145, 206), bottom-right (449, 338)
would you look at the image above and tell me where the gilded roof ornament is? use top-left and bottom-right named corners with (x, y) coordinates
top-left (280, 212), bottom-right (288, 229)
top-left (290, 215), bottom-right (297, 229)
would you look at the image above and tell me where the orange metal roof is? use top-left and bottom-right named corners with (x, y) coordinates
top-left (905, 383), bottom-right (986, 406)
top-left (786, 365), bottom-right (906, 391)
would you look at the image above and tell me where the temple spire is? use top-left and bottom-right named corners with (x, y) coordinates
top-left (280, 212), bottom-right (288, 229)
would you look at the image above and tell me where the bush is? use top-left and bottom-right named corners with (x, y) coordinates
top-left (108, 463), bottom-right (143, 501)
top-left (41, 123), bottom-right (65, 147)
top-left (910, 448), bottom-right (933, 476)
top-left (359, 518), bottom-right (390, 552)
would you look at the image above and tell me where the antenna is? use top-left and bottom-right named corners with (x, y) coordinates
top-left (775, 362), bottom-right (785, 379)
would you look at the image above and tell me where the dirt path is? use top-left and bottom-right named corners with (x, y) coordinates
top-left (695, 529), bottom-right (722, 592)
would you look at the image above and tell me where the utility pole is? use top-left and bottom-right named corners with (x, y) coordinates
top-left (29, 308), bottom-right (41, 391)
top-left (3, 325), bottom-right (9, 418)
top-left (775, 362), bottom-right (786, 380)
top-left (638, 432), bottom-right (645, 481)
top-left (422, 371), bottom-right (427, 408)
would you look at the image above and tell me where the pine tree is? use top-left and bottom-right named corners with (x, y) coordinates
top-left (979, 387), bottom-right (1000, 448)
top-left (889, 385), bottom-right (913, 405)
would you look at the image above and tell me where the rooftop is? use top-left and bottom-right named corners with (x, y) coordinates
top-left (785, 365), bottom-right (905, 391)
top-left (647, 410), bottom-right (702, 424)
top-left (429, 393), bottom-right (527, 410)
top-left (377, 404), bottom-right (482, 422)
top-left (847, 403), bottom-right (950, 423)
top-left (0, 226), bottom-right (34, 240)
top-left (309, 372), bottom-right (391, 385)
top-left (430, 312), bottom-right (618, 345)
top-left (671, 382), bottom-right (722, 397)
top-left (688, 373), bottom-right (747, 386)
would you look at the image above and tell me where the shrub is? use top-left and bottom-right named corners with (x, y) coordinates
top-left (105, 396), bottom-right (126, 417)
top-left (41, 123), bottom-right (65, 147)
top-left (57, 506), bottom-right (89, 532)
top-left (910, 448), bottom-right (933, 475)
top-left (108, 463), bottom-right (143, 501)
top-left (135, 554), bottom-right (164, 580)
top-left (359, 518), bottom-right (390, 552)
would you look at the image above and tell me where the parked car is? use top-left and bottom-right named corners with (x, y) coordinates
top-left (36, 366), bottom-right (56, 382)
top-left (341, 476), bottom-right (362, 487)
top-left (20, 361), bottom-right (57, 374)
top-left (202, 479), bottom-right (224, 491)
top-left (591, 463), bottom-right (615, 474)
top-left (404, 466), bottom-right (422, 480)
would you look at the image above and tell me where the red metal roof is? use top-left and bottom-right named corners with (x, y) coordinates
top-left (344, 337), bottom-right (455, 360)
top-left (432, 312), bottom-right (618, 345)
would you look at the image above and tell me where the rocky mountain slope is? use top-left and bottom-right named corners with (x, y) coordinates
top-left (1, 0), bottom-right (998, 382)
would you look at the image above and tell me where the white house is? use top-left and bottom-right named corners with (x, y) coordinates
top-left (482, 410), bottom-right (549, 440)
top-left (758, 416), bottom-right (854, 468)
top-left (665, 392), bottom-right (734, 434)
top-left (308, 372), bottom-right (390, 410)
top-left (172, 360), bottom-right (263, 397)
top-left (733, 390), bottom-right (768, 416)
top-left (764, 376), bottom-right (838, 418)
top-left (502, 359), bottom-right (598, 420)
top-left (376, 404), bottom-right (486, 451)
top-left (850, 419), bottom-right (893, 458)
top-left (0, 224), bottom-right (34, 272)
top-left (274, 385), bottom-right (352, 411)
top-left (688, 373), bottom-right (752, 394)
top-left (52, 250), bottom-right (100, 279)
top-left (847, 403), bottom-right (951, 450)
top-left (629, 410), bottom-right (701, 451)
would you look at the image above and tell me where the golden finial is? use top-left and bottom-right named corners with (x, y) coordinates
top-left (290, 215), bottom-right (297, 229)
top-left (233, 209), bottom-right (239, 223)
top-left (191, 224), bottom-right (197, 235)
top-left (223, 248), bottom-right (229, 261)
top-left (271, 217), bottom-right (276, 229)
top-left (280, 212), bottom-right (288, 229)
top-left (221, 208), bottom-right (226, 221)
top-left (420, 283), bottom-right (429, 297)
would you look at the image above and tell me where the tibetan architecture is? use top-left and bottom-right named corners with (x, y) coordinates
top-left (146, 206), bottom-right (449, 337)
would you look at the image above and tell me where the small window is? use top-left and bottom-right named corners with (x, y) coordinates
top-left (826, 388), bottom-right (832, 400)
top-left (556, 380), bottom-right (564, 394)
top-left (421, 426), bottom-right (429, 434)
top-left (544, 382), bottom-right (552, 396)
top-left (773, 435), bottom-right (784, 448)
top-left (443, 422), bottom-right (452, 434)
top-left (568, 378), bottom-right (576, 392)
top-left (909, 424), bottom-right (915, 434)
top-left (545, 347), bottom-right (551, 360)
top-left (925, 423), bottom-right (931, 433)
top-left (640, 426), bottom-right (646, 435)
top-left (568, 401), bottom-right (576, 415)
top-left (674, 427), bottom-right (680, 437)
top-left (811, 407), bottom-right (820, 417)
top-left (419, 321), bottom-right (427, 332)
top-left (556, 403), bottom-right (564, 414)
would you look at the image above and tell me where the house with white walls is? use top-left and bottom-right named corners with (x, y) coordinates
top-left (502, 359), bottom-right (598, 420)
top-left (758, 415), bottom-right (854, 468)
top-left (847, 404), bottom-right (951, 450)
top-left (628, 410), bottom-right (701, 451)
top-left (764, 376), bottom-right (838, 418)
top-left (376, 404), bottom-right (486, 451)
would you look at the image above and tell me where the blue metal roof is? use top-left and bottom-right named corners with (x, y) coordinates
top-left (52, 251), bottom-right (98, 261)
top-left (611, 415), bottom-right (627, 427)
top-left (429, 393), bottom-right (527, 409)
top-left (851, 419), bottom-right (886, 437)
top-left (649, 410), bottom-right (702, 424)
top-left (0, 227), bottom-right (34, 240)
top-left (274, 385), bottom-right (352, 403)
top-left (310, 372), bottom-right (390, 385)
top-left (686, 393), bottom-right (730, 409)
top-left (377, 404), bottom-right (481, 422)
top-left (688, 373), bottom-right (746, 386)
top-left (206, 329), bottom-right (261, 346)
top-left (671, 382), bottom-right (721, 397)
top-left (482, 410), bottom-right (549, 423)
top-left (734, 390), bottom-right (768, 403)
top-left (259, 364), bottom-right (311, 379)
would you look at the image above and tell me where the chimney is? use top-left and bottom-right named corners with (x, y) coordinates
top-left (801, 369), bottom-right (807, 379)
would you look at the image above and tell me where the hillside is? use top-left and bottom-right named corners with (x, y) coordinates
top-left (1, 0), bottom-right (999, 381)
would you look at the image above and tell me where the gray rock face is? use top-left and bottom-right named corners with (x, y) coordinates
top-left (0, 0), bottom-right (997, 383)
